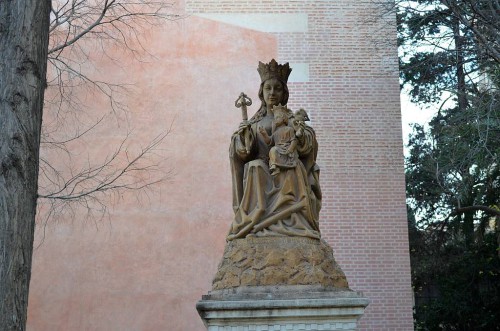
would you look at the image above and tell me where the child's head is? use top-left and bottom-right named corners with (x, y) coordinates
top-left (273, 104), bottom-right (289, 126)
top-left (275, 113), bottom-right (287, 126)
top-left (295, 108), bottom-right (310, 122)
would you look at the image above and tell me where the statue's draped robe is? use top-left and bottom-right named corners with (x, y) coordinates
top-left (228, 114), bottom-right (322, 240)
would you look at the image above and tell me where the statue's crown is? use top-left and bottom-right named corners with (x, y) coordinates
top-left (258, 59), bottom-right (292, 83)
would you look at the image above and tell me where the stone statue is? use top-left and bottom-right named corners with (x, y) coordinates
top-left (228, 59), bottom-right (322, 241)
top-left (198, 60), bottom-right (368, 331)
top-left (293, 108), bottom-right (310, 138)
top-left (212, 59), bottom-right (347, 290)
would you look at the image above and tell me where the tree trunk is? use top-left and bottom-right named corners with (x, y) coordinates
top-left (0, 1), bottom-right (50, 330)
top-left (451, 14), bottom-right (468, 112)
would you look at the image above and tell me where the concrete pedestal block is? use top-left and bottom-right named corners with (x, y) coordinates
top-left (197, 286), bottom-right (369, 331)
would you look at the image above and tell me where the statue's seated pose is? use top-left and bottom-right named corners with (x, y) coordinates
top-left (228, 59), bottom-right (322, 241)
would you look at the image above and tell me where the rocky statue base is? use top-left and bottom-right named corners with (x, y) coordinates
top-left (197, 237), bottom-right (369, 330)
top-left (212, 237), bottom-right (349, 289)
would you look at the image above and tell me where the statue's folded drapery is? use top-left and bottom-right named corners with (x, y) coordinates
top-left (227, 120), bottom-right (322, 240)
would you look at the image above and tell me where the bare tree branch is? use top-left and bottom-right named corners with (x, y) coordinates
top-left (49, 0), bottom-right (182, 55)
top-left (441, 0), bottom-right (500, 63)
top-left (49, 0), bottom-right (116, 54)
top-left (39, 0), bottom-right (181, 222)
top-left (451, 205), bottom-right (500, 217)
top-left (38, 127), bottom-right (173, 220)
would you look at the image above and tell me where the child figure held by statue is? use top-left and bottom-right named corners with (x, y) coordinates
top-left (258, 104), bottom-right (300, 176)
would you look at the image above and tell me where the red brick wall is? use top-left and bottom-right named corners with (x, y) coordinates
top-left (27, 1), bottom-right (412, 330)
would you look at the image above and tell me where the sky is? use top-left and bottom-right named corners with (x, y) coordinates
top-left (400, 93), bottom-right (437, 151)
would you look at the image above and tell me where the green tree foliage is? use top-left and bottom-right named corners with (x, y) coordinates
top-left (397, 0), bottom-right (500, 329)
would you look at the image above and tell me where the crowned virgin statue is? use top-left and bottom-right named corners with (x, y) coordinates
top-left (198, 61), bottom-right (366, 328)
top-left (228, 59), bottom-right (322, 240)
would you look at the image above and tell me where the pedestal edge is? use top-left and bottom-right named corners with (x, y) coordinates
top-left (197, 286), bottom-right (369, 313)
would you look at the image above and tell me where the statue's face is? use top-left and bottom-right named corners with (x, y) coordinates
top-left (263, 78), bottom-right (284, 107)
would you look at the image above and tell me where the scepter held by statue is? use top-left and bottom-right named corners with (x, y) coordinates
top-left (235, 92), bottom-right (253, 154)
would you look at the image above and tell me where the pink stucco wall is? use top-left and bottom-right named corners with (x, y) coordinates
top-left (28, 1), bottom-right (413, 330)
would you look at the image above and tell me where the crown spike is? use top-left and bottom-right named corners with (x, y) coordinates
top-left (257, 59), bottom-right (292, 83)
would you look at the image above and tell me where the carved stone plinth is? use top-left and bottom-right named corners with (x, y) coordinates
top-left (196, 286), bottom-right (369, 331)
top-left (212, 237), bottom-right (349, 290)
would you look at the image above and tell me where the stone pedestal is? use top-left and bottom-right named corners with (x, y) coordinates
top-left (199, 237), bottom-right (369, 330)
top-left (197, 286), bottom-right (369, 331)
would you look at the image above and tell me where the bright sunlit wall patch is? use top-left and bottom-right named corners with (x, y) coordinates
top-left (194, 13), bottom-right (308, 33)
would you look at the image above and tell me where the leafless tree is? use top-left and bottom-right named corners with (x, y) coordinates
top-left (1, 2), bottom-right (51, 330)
top-left (1, 1), bottom-right (180, 329)
top-left (38, 0), bottom-right (181, 223)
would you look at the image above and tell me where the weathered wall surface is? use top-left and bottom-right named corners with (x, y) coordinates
top-left (28, 1), bottom-right (412, 330)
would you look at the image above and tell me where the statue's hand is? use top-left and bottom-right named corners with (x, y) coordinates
top-left (238, 120), bottom-right (250, 135)
top-left (258, 126), bottom-right (267, 136)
